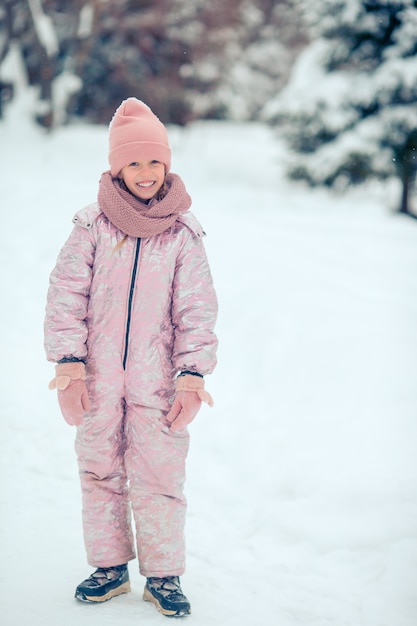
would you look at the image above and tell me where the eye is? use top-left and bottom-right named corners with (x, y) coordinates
top-left (128, 162), bottom-right (139, 167)
top-left (151, 160), bottom-right (161, 165)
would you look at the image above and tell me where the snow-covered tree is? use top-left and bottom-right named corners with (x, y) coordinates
top-left (67, 0), bottom-right (193, 125)
top-left (264, 0), bottom-right (417, 215)
top-left (0, 0), bottom-right (83, 127)
top-left (180, 0), bottom-right (308, 121)
top-left (1, 0), bottom-right (306, 127)
top-left (69, 0), bottom-right (306, 124)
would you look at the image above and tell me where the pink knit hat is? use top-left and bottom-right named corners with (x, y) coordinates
top-left (108, 98), bottom-right (171, 176)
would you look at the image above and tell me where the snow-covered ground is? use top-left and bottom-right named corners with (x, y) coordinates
top-left (1, 95), bottom-right (417, 626)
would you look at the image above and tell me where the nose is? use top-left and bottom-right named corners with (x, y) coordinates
top-left (139, 163), bottom-right (153, 175)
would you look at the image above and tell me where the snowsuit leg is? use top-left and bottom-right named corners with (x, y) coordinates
top-left (123, 403), bottom-right (190, 577)
top-left (75, 396), bottom-right (136, 568)
top-left (75, 391), bottom-right (189, 575)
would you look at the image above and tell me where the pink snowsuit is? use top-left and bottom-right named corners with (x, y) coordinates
top-left (44, 202), bottom-right (218, 577)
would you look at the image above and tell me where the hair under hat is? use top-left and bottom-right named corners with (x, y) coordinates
top-left (108, 98), bottom-right (171, 176)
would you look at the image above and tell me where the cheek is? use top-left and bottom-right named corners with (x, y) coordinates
top-left (123, 173), bottom-right (135, 187)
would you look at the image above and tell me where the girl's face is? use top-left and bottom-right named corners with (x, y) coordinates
top-left (120, 159), bottom-right (165, 201)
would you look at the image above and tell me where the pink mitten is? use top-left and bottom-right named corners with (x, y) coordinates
top-left (48, 362), bottom-right (91, 426)
top-left (166, 374), bottom-right (214, 432)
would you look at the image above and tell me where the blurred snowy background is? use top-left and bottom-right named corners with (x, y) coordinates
top-left (1, 2), bottom-right (417, 625)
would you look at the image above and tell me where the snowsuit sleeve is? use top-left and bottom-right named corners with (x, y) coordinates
top-left (171, 229), bottom-right (218, 376)
top-left (44, 221), bottom-right (96, 363)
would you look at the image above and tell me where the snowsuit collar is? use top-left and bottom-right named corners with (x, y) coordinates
top-left (97, 170), bottom-right (191, 238)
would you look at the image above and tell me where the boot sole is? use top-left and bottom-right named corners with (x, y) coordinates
top-left (143, 587), bottom-right (191, 617)
top-left (75, 581), bottom-right (131, 603)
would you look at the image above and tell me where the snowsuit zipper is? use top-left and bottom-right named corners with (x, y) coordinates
top-left (123, 238), bottom-right (141, 370)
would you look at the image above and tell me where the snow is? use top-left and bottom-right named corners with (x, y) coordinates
top-left (262, 2), bottom-right (417, 189)
top-left (27, 0), bottom-right (59, 57)
top-left (1, 93), bottom-right (417, 626)
top-left (77, 4), bottom-right (95, 39)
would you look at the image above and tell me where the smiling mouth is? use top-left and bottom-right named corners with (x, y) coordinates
top-left (137, 181), bottom-right (155, 188)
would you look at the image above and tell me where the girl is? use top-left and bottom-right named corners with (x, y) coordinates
top-left (44, 98), bottom-right (218, 617)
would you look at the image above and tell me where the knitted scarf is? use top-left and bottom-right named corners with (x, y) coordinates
top-left (97, 170), bottom-right (191, 237)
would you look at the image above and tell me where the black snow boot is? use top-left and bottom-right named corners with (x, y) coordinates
top-left (75, 564), bottom-right (130, 603)
top-left (144, 576), bottom-right (191, 617)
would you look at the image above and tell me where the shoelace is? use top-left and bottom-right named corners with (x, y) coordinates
top-left (86, 567), bottom-right (124, 587)
top-left (149, 576), bottom-right (184, 600)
